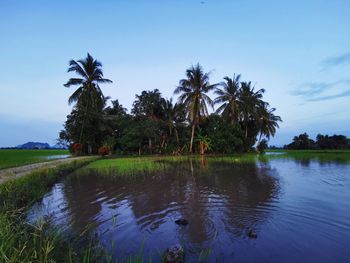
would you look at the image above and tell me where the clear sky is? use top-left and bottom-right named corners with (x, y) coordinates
top-left (1, 0), bottom-right (349, 147)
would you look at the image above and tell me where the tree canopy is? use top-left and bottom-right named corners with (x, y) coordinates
top-left (60, 56), bottom-right (282, 155)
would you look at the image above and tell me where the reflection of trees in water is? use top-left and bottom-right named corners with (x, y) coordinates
top-left (62, 158), bottom-right (280, 249)
top-left (63, 172), bottom-right (104, 234)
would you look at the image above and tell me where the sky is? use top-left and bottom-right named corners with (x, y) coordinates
top-left (0, 0), bottom-right (350, 147)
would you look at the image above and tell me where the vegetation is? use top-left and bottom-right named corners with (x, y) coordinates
top-left (61, 53), bottom-right (112, 154)
top-left (0, 149), bottom-right (69, 169)
top-left (0, 157), bottom-right (97, 262)
top-left (59, 54), bottom-right (282, 155)
top-left (174, 64), bottom-right (216, 153)
top-left (284, 133), bottom-right (350, 150)
top-left (84, 156), bottom-right (169, 175)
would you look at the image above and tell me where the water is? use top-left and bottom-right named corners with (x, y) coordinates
top-left (28, 157), bottom-right (350, 262)
top-left (44, 154), bottom-right (70, 160)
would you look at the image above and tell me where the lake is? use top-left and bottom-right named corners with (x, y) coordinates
top-left (28, 156), bottom-right (350, 262)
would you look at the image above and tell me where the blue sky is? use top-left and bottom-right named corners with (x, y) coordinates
top-left (1, 0), bottom-right (350, 147)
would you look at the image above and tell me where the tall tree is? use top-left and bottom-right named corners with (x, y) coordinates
top-left (162, 98), bottom-right (186, 146)
top-left (131, 89), bottom-right (165, 153)
top-left (214, 74), bottom-right (241, 123)
top-left (174, 64), bottom-right (216, 153)
top-left (238, 81), bottom-right (265, 139)
top-left (63, 53), bottom-right (112, 151)
top-left (257, 105), bottom-right (282, 143)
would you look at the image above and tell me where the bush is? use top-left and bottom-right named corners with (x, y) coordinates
top-left (257, 139), bottom-right (268, 153)
top-left (71, 143), bottom-right (83, 155)
top-left (98, 146), bottom-right (110, 156)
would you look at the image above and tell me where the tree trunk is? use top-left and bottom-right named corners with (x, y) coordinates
top-left (189, 124), bottom-right (196, 153)
top-left (175, 128), bottom-right (179, 146)
top-left (199, 141), bottom-right (204, 155)
top-left (148, 138), bottom-right (152, 154)
top-left (78, 90), bottom-right (91, 155)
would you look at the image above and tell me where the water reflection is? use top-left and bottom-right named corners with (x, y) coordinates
top-left (28, 158), bottom-right (280, 261)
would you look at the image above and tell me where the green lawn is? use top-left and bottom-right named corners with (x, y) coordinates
top-left (0, 149), bottom-right (70, 169)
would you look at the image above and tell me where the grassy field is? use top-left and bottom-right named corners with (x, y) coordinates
top-left (0, 149), bottom-right (70, 169)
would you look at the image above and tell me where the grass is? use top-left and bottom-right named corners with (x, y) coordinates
top-left (0, 157), bottom-right (100, 263)
top-left (84, 156), bottom-right (173, 175)
top-left (85, 150), bottom-right (350, 176)
top-left (0, 149), bottom-right (70, 169)
top-left (83, 154), bottom-right (265, 177)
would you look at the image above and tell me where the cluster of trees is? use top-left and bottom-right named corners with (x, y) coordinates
top-left (284, 133), bottom-right (350, 150)
top-left (59, 54), bottom-right (282, 155)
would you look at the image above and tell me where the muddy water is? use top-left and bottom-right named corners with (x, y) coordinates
top-left (28, 157), bottom-right (350, 262)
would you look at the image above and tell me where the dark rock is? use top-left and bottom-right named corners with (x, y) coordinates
top-left (175, 219), bottom-right (188, 226)
top-left (164, 244), bottom-right (184, 263)
top-left (247, 229), bottom-right (257, 239)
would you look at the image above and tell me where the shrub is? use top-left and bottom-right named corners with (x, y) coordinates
top-left (71, 143), bottom-right (83, 155)
top-left (98, 146), bottom-right (110, 156)
top-left (257, 139), bottom-right (268, 153)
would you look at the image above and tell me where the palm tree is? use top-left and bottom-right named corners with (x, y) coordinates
top-left (214, 74), bottom-right (241, 123)
top-left (238, 81), bottom-right (265, 139)
top-left (162, 98), bottom-right (186, 146)
top-left (64, 53), bottom-right (112, 148)
top-left (257, 105), bottom-right (282, 143)
top-left (174, 64), bottom-right (216, 153)
top-left (64, 53), bottom-right (112, 108)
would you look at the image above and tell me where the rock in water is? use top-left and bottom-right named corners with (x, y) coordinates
top-left (175, 219), bottom-right (188, 226)
top-left (247, 229), bottom-right (257, 239)
top-left (165, 244), bottom-right (184, 263)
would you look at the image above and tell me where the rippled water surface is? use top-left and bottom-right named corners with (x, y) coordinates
top-left (28, 157), bottom-right (350, 262)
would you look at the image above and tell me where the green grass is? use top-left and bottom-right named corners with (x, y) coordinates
top-left (85, 150), bottom-right (350, 176)
top-left (84, 156), bottom-right (170, 176)
top-left (0, 149), bottom-right (70, 169)
top-left (84, 154), bottom-right (265, 176)
top-left (0, 157), bottom-right (100, 263)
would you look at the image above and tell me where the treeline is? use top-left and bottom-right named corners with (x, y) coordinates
top-left (59, 54), bottom-right (282, 155)
top-left (284, 133), bottom-right (350, 150)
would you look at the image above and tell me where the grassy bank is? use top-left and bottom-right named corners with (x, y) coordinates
top-left (84, 150), bottom-right (350, 176)
top-left (83, 154), bottom-right (264, 176)
top-left (0, 149), bottom-right (70, 169)
top-left (0, 157), bottom-right (98, 263)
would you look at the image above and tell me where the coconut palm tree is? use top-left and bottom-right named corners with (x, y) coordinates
top-left (64, 53), bottom-right (112, 149)
top-left (238, 81), bottom-right (265, 139)
top-left (257, 105), bottom-right (282, 143)
top-left (214, 74), bottom-right (241, 123)
top-left (64, 53), bottom-right (112, 108)
top-left (162, 98), bottom-right (186, 146)
top-left (174, 64), bottom-right (216, 153)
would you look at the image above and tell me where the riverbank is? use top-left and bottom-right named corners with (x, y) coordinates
top-left (0, 157), bottom-right (97, 262)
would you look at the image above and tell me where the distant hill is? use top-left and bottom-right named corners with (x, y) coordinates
top-left (17, 142), bottom-right (51, 149)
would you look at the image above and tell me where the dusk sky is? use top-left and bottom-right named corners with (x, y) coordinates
top-left (1, 0), bottom-right (349, 147)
